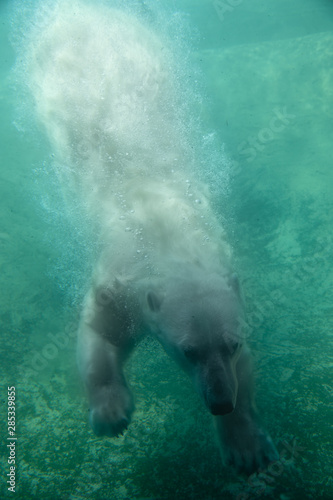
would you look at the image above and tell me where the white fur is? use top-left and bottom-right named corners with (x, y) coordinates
top-left (28, 1), bottom-right (231, 283)
top-left (26, 3), bottom-right (279, 472)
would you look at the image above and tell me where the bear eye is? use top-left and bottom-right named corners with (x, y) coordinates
top-left (183, 345), bottom-right (199, 362)
top-left (228, 342), bottom-right (242, 356)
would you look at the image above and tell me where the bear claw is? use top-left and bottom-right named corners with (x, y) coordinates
top-left (225, 430), bottom-right (279, 475)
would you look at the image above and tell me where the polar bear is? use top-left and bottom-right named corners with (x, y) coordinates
top-left (27, 0), bottom-right (278, 474)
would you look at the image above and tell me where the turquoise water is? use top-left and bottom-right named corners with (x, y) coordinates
top-left (1, 0), bottom-right (332, 499)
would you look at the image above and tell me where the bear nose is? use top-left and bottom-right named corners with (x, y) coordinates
top-left (210, 400), bottom-right (234, 415)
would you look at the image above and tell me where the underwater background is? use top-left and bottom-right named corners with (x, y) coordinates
top-left (0, 0), bottom-right (332, 499)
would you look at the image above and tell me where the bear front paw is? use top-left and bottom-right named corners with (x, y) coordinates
top-left (218, 414), bottom-right (279, 475)
top-left (224, 426), bottom-right (279, 475)
top-left (89, 384), bottom-right (134, 437)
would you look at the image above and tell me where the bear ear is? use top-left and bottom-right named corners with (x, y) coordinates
top-left (228, 273), bottom-right (245, 306)
top-left (95, 285), bottom-right (115, 307)
top-left (228, 273), bottom-right (241, 296)
top-left (147, 291), bottom-right (163, 312)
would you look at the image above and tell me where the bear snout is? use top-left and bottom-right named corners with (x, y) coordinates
top-left (202, 382), bottom-right (237, 416)
top-left (210, 400), bottom-right (234, 416)
top-left (201, 364), bottom-right (238, 416)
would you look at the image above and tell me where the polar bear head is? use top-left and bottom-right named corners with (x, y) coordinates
top-left (146, 268), bottom-right (245, 415)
